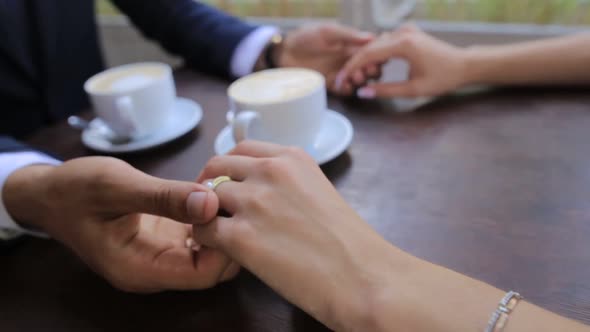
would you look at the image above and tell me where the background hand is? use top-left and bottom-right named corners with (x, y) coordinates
top-left (3, 157), bottom-right (239, 293)
top-left (192, 141), bottom-right (391, 331)
top-left (338, 25), bottom-right (468, 99)
top-left (278, 23), bottom-right (377, 96)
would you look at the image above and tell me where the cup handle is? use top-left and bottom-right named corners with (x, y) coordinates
top-left (115, 96), bottom-right (138, 136)
top-left (231, 111), bottom-right (261, 143)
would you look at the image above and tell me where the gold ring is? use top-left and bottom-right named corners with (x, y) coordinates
top-left (206, 176), bottom-right (232, 191)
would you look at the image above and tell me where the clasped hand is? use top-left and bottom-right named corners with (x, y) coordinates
top-left (4, 157), bottom-right (239, 293)
top-left (336, 24), bottom-right (468, 99)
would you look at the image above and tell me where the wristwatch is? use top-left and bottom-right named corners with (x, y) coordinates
top-left (262, 33), bottom-right (284, 69)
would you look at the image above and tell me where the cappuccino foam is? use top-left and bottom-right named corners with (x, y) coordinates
top-left (229, 68), bottom-right (324, 104)
top-left (89, 65), bottom-right (166, 93)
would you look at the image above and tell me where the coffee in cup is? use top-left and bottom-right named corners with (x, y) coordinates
top-left (84, 62), bottom-right (176, 140)
top-left (227, 68), bottom-right (327, 149)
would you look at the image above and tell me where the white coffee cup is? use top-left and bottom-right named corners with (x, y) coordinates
top-left (227, 68), bottom-right (327, 149)
top-left (84, 62), bottom-right (176, 140)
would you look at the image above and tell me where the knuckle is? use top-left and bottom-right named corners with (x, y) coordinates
top-left (247, 187), bottom-right (274, 213)
top-left (257, 158), bottom-right (284, 177)
top-left (93, 157), bottom-right (130, 177)
top-left (203, 155), bottom-right (227, 178)
top-left (285, 146), bottom-right (306, 158)
top-left (234, 140), bottom-right (256, 153)
top-left (398, 35), bottom-right (416, 49)
top-left (284, 146), bottom-right (315, 164)
top-left (205, 155), bottom-right (223, 170)
top-left (151, 183), bottom-right (175, 215)
top-left (89, 158), bottom-right (131, 189)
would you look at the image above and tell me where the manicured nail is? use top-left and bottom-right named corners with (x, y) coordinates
top-left (357, 87), bottom-right (376, 99)
top-left (187, 191), bottom-right (208, 220)
top-left (335, 71), bottom-right (346, 91)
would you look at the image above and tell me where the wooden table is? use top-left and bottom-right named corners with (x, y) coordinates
top-left (3, 70), bottom-right (590, 331)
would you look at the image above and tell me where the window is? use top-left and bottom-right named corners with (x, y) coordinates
top-left (372, 0), bottom-right (590, 27)
top-left (367, 0), bottom-right (589, 44)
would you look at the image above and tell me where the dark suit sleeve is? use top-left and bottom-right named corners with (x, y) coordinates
top-left (0, 136), bottom-right (60, 160)
top-left (0, 136), bottom-right (33, 153)
top-left (111, 0), bottom-right (258, 78)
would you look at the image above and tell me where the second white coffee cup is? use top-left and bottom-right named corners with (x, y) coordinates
top-left (84, 62), bottom-right (175, 140)
top-left (228, 68), bottom-right (327, 149)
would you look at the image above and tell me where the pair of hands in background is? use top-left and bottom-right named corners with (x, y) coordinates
top-left (336, 24), bottom-right (467, 99)
top-left (282, 23), bottom-right (466, 99)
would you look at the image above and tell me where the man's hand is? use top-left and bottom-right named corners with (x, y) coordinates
top-left (276, 23), bottom-right (377, 96)
top-left (3, 157), bottom-right (239, 293)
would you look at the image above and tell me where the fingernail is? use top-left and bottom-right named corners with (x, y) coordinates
top-left (187, 191), bottom-right (208, 220)
top-left (357, 87), bottom-right (376, 99)
top-left (191, 243), bottom-right (202, 252)
top-left (335, 71), bottom-right (346, 91)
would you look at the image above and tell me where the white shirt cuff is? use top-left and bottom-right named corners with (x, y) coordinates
top-left (0, 152), bottom-right (61, 239)
top-left (231, 26), bottom-right (280, 78)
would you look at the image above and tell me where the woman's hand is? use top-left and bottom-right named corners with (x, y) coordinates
top-left (336, 25), bottom-right (468, 99)
top-left (191, 142), bottom-right (590, 332)
top-left (192, 141), bottom-right (394, 331)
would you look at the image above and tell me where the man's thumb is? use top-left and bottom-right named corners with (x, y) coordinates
top-left (126, 176), bottom-right (219, 224)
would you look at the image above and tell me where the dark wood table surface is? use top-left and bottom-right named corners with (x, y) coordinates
top-left (2, 69), bottom-right (590, 331)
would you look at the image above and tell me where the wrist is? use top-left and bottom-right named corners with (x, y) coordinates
top-left (254, 33), bottom-right (285, 71)
top-left (324, 223), bottom-right (419, 331)
top-left (3, 165), bottom-right (56, 231)
top-left (462, 46), bottom-right (491, 86)
top-left (362, 245), bottom-right (424, 332)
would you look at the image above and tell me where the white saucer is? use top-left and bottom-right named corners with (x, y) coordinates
top-left (82, 97), bottom-right (203, 153)
top-left (214, 110), bottom-right (354, 164)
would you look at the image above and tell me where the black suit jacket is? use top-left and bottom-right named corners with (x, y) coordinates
top-left (0, 0), bottom-right (256, 147)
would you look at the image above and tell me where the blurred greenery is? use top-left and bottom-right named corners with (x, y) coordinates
top-left (417, 0), bottom-right (590, 25)
top-left (96, 0), bottom-right (590, 25)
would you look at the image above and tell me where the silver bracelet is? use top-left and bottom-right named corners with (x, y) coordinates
top-left (484, 291), bottom-right (523, 332)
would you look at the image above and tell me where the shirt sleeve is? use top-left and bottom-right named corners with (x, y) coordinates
top-left (0, 152), bottom-right (61, 238)
top-left (230, 26), bottom-right (280, 78)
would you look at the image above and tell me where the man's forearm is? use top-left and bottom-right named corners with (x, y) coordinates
top-left (463, 33), bottom-right (590, 86)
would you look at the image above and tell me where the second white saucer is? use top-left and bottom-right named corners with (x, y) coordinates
top-left (214, 110), bottom-right (354, 164)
